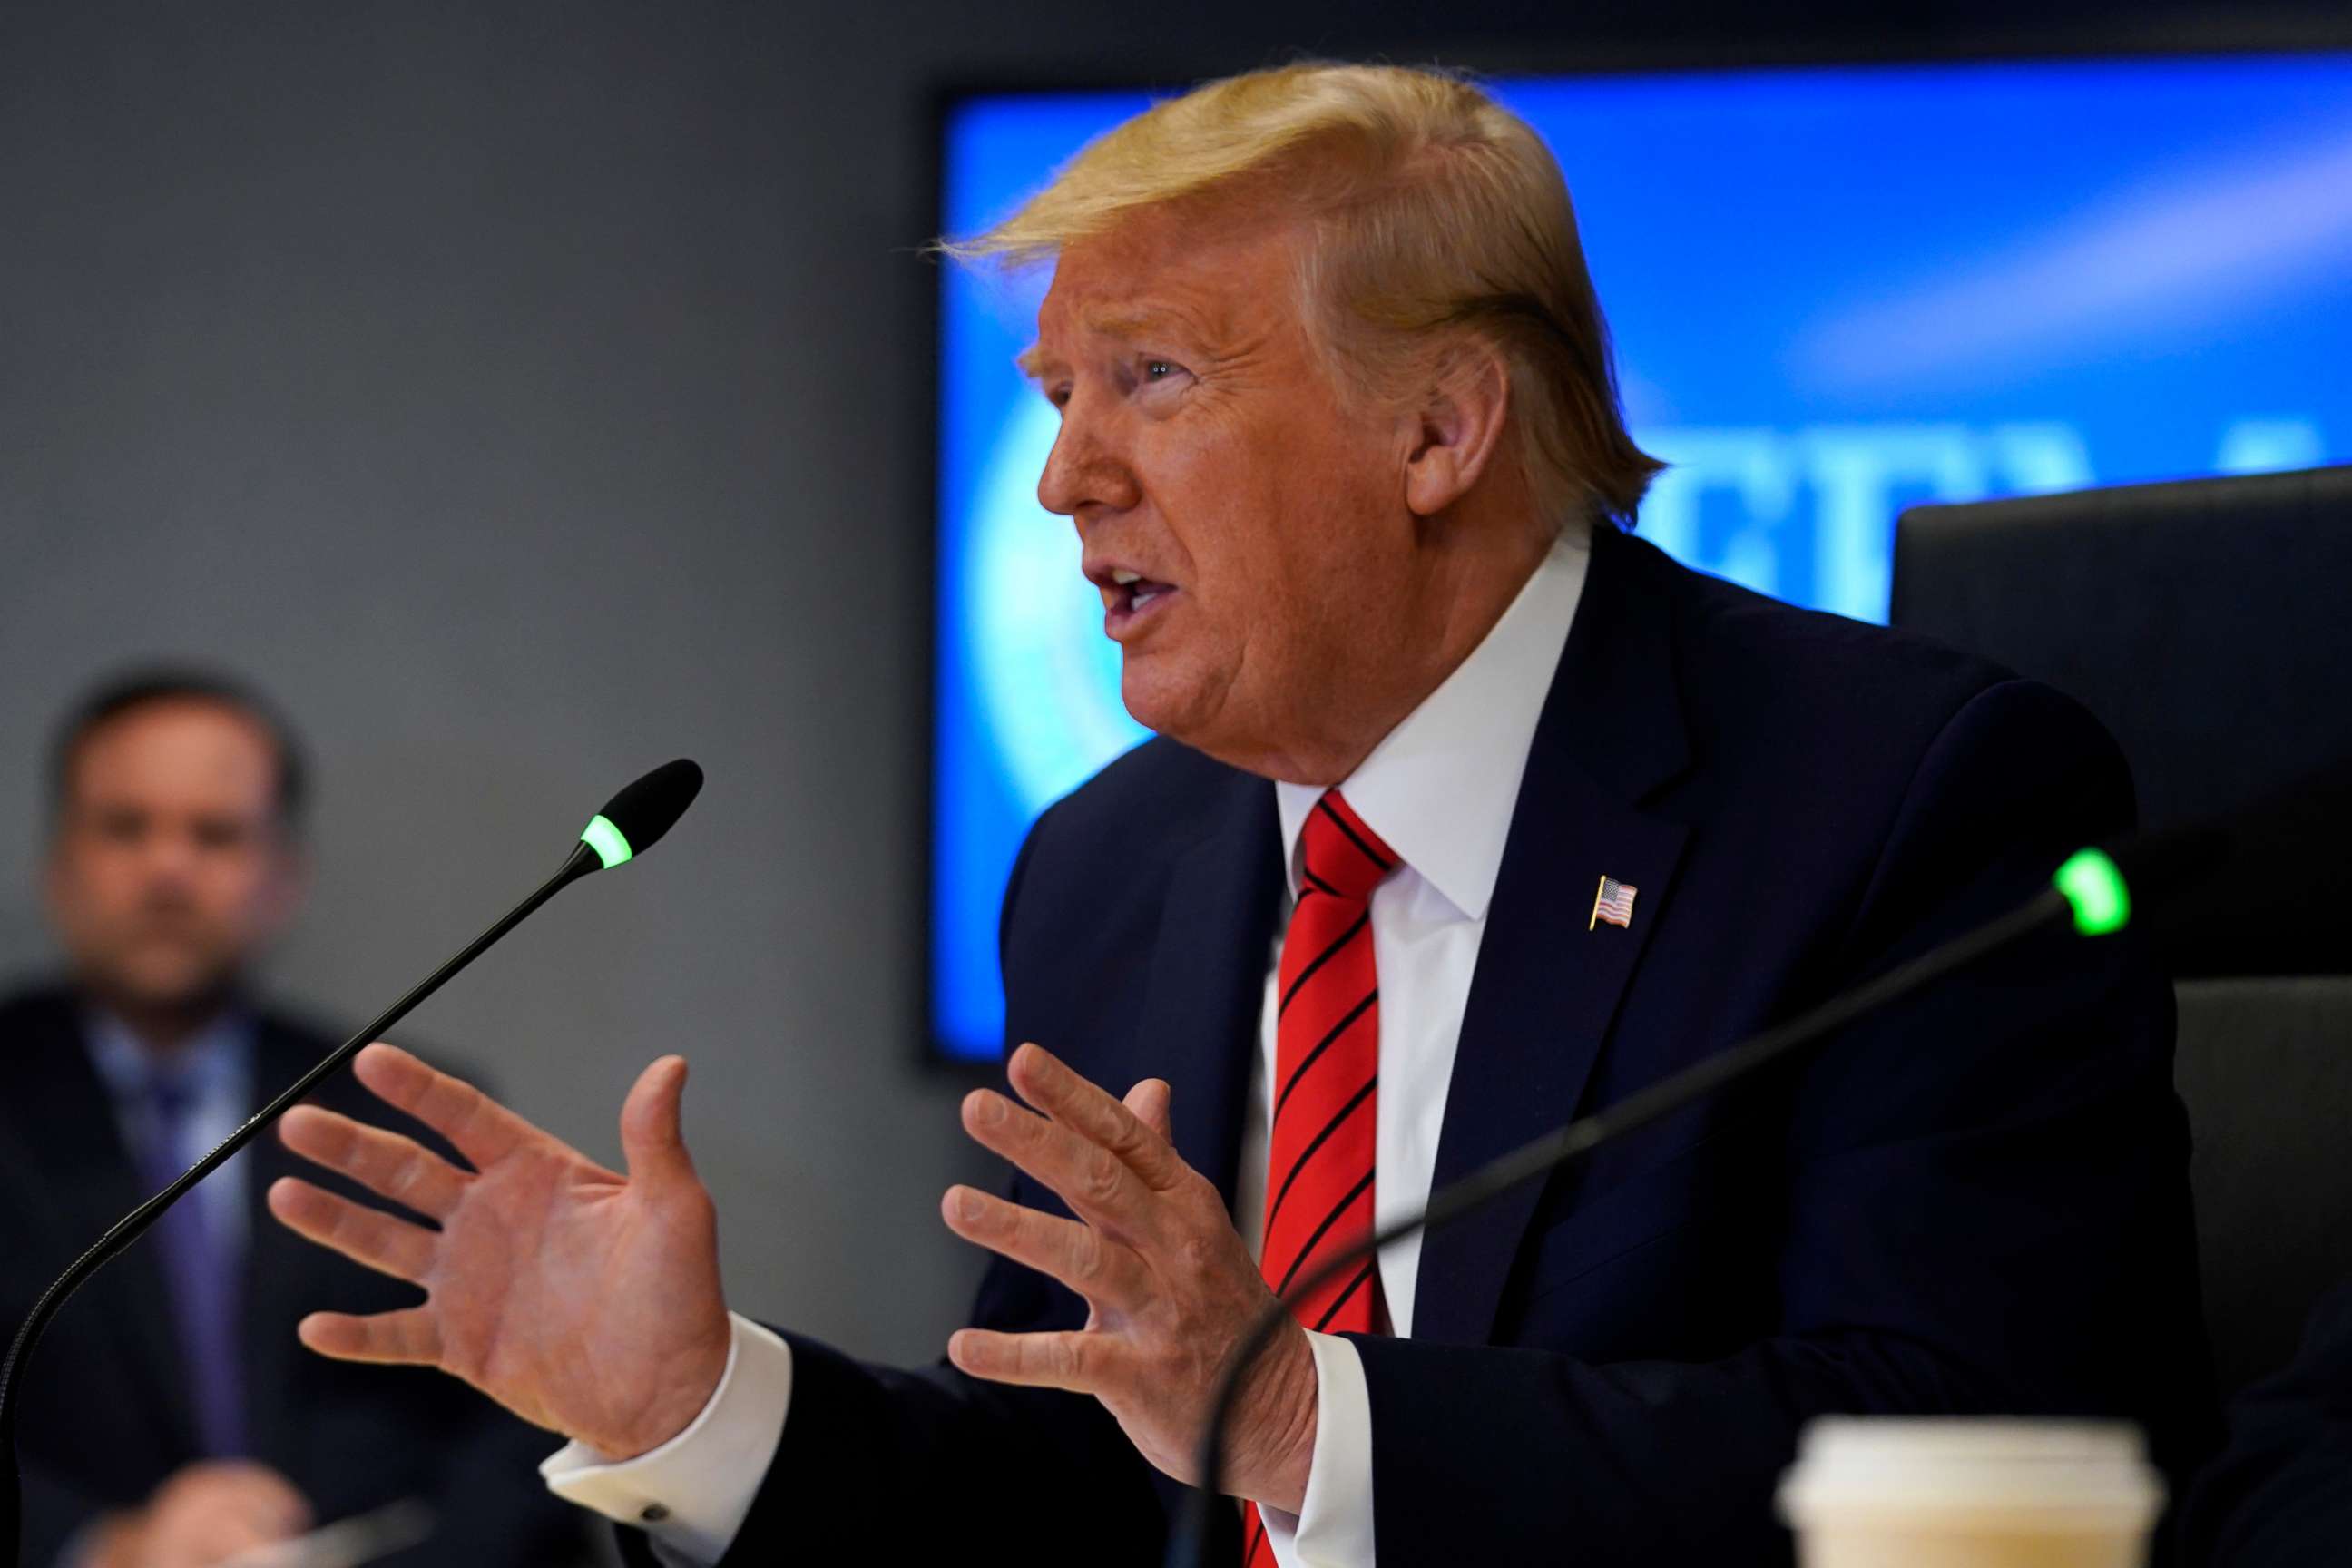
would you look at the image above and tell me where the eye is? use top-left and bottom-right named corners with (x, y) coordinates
top-left (1143, 359), bottom-right (1177, 380)
top-left (191, 818), bottom-right (250, 852)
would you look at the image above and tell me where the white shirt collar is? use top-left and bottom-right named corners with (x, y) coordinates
top-left (83, 1005), bottom-right (252, 1101)
top-left (1275, 534), bottom-right (1590, 921)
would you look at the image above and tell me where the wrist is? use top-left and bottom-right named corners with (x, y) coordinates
top-left (1233, 1322), bottom-right (1320, 1514)
top-left (605, 1311), bottom-right (735, 1459)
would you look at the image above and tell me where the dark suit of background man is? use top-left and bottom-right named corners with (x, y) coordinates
top-left (2178, 1280), bottom-right (2352, 1565)
top-left (267, 63), bottom-right (2216, 1566)
top-left (0, 672), bottom-right (583, 1568)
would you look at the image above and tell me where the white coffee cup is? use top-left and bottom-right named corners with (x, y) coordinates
top-left (1777, 1417), bottom-right (2166, 1568)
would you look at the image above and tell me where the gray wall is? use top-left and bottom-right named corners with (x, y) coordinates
top-left (2, 0), bottom-right (2339, 1379)
top-left (0, 0), bottom-right (1003, 1367)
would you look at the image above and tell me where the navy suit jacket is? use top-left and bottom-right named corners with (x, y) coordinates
top-left (2177, 1280), bottom-right (2352, 1565)
top-left (702, 527), bottom-right (2215, 1563)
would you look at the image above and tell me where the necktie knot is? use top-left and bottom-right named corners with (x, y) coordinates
top-left (138, 1063), bottom-right (199, 1135)
top-left (1298, 789), bottom-right (1398, 905)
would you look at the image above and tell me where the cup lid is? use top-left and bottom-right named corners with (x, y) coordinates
top-left (1777, 1418), bottom-right (2166, 1525)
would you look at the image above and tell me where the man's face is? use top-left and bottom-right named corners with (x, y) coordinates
top-left (1026, 206), bottom-right (1425, 777)
top-left (45, 701), bottom-right (302, 1020)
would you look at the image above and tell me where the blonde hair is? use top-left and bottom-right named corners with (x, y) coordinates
top-left (946, 63), bottom-right (1662, 533)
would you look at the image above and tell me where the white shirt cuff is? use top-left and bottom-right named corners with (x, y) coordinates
top-left (540, 1313), bottom-right (792, 1566)
top-left (1258, 1330), bottom-right (1376, 1568)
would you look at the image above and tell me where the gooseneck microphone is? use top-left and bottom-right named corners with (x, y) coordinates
top-left (0, 760), bottom-right (704, 1568)
top-left (1173, 827), bottom-right (2220, 1568)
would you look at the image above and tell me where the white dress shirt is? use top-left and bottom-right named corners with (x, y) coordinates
top-left (544, 535), bottom-right (1590, 1567)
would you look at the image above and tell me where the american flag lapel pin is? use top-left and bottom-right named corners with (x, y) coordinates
top-left (1589, 875), bottom-right (1638, 931)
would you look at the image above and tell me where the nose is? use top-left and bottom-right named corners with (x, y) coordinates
top-left (1036, 392), bottom-right (1141, 520)
top-left (141, 829), bottom-right (203, 885)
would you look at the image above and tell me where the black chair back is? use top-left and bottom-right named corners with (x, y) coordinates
top-left (1893, 466), bottom-right (2352, 1397)
top-left (1894, 466), bottom-right (2352, 975)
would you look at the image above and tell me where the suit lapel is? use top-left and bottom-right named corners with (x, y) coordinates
top-left (1413, 531), bottom-right (1694, 1346)
top-left (1129, 774), bottom-right (1283, 1210)
top-left (0, 997), bottom-right (201, 1455)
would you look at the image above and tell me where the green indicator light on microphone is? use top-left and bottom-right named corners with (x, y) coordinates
top-left (581, 814), bottom-right (634, 870)
top-left (2053, 848), bottom-right (2130, 936)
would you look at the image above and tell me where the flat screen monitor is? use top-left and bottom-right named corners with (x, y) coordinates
top-left (932, 53), bottom-right (2352, 1062)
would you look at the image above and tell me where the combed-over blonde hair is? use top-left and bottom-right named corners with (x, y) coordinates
top-left (946, 63), bottom-right (1662, 534)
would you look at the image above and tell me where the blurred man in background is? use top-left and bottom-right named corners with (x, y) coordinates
top-left (2180, 1280), bottom-right (2352, 1565)
top-left (0, 671), bottom-right (583, 1568)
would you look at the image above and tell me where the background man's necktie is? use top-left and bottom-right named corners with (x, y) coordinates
top-left (1245, 789), bottom-right (1397, 1567)
top-left (132, 1066), bottom-right (248, 1457)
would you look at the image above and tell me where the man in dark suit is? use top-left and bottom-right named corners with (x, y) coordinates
top-left (266, 63), bottom-right (2214, 1565)
top-left (0, 672), bottom-right (583, 1567)
top-left (2178, 1281), bottom-right (2352, 1565)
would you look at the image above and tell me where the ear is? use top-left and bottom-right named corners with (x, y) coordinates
top-left (1402, 339), bottom-right (1513, 518)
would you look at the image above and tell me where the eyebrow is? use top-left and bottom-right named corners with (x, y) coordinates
top-left (1088, 310), bottom-right (1182, 340)
top-left (1015, 309), bottom-right (1199, 382)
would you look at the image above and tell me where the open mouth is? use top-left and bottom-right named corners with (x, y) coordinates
top-left (1101, 568), bottom-right (1180, 635)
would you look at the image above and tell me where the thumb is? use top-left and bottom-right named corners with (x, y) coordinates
top-left (620, 1055), bottom-right (698, 1189)
top-left (1123, 1077), bottom-right (1174, 1143)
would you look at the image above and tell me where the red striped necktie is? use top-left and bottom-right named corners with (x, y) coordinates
top-left (1244, 789), bottom-right (1396, 1566)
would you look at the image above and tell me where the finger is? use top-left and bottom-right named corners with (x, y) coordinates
top-left (1009, 1044), bottom-right (1187, 1191)
top-left (266, 1177), bottom-right (437, 1285)
top-left (962, 1085), bottom-right (1147, 1231)
top-left (1123, 1078), bottom-right (1174, 1143)
top-left (216, 1479), bottom-right (308, 1543)
top-left (294, 1306), bottom-right (443, 1367)
top-left (194, 1514), bottom-right (279, 1560)
top-left (940, 1185), bottom-right (1147, 1307)
top-left (619, 1055), bottom-right (699, 1191)
top-left (231, 1473), bottom-right (312, 1537)
top-left (278, 1105), bottom-right (467, 1220)
top-left (261, 1473), bottom-right (313, 1534)
top-left (946, 1327), bottom-right (1107, 1393)
top-left (351, 1042), bottom-right (533, 1170)
top-left (193, 1463), bottom-right (309, 1521)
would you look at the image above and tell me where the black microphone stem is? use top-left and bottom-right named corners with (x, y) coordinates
top-left (1174, 884), bottom-right (2072, 1568)
top-left (0, 841), bottom-right (602, 1568)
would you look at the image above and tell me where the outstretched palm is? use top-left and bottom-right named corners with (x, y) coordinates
top-left (268, 1043), bottom-right (732, 1459)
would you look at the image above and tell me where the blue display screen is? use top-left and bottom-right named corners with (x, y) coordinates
top-left (933, 54), bottom-right (2352, 1061)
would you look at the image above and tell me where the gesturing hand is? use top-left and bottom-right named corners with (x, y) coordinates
top-left (266, 1043), bottom-right (732, 1460)
top-left (941, 1043), bottom-right (1320, 1513)
top-left (85, 1460), bottom-right (309, 1568)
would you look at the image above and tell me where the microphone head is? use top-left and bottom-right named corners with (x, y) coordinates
top-left (2054, 822), bottom-right (2232, 938)
top-left (580, 760), bottom-right (704, 869)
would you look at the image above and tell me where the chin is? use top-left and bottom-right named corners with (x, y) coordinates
top-left (1119, 661), bottom-right (1204, 743)
top-left (1121, 660), bottom-right (1270, 772)
top-left (109, 956), bottom-right (237, 1015)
